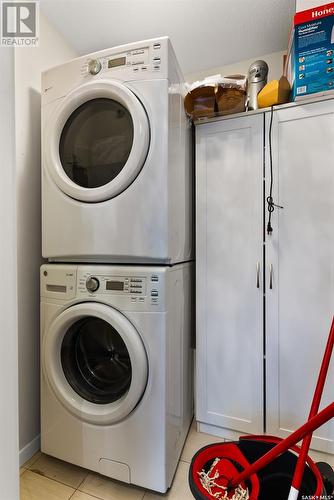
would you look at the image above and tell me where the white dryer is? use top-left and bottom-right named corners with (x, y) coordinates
top-left (40, 263), bottom-right (193, 492)
top-left (42, 37), bottom-right (192, 264)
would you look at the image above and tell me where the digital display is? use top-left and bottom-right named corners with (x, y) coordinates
top-left (108, 57), bottom-right (126, 69)
top-left (106, 280), bottom-right (124, 291)
top-left (46, 284), bottom-right (66, 293)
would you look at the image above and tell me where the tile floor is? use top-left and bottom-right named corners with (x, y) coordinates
top-left (20, 422), bottom-right (334, 500)
top-left (20, 421), bottom-right (220, 500)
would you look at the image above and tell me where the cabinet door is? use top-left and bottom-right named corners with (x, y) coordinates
top-left (266, 100), bottom-right (334, 452)
top-left (196, 115), bottom-right (264, 436)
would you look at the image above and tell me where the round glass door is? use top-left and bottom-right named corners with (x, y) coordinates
top-left (44, 80), bottom-right (150, 203)
top-left (59, 98), bottom-right (134, 189)
top-left (43, 302), bottom-right (148, 425)
top-left (61, 317), bottom-right (132, 404)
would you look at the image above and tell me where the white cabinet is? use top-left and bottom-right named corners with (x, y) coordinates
top-left (196, 114), bottom-right (264, 438)
top-left (196, 100), bottom-right (334, 450)
top-left (266, 100), bottom-right (334, 453)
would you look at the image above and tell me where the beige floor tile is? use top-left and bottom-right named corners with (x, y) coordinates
top-left (22, 451), bottom-right (42, 469)
top-left (180, 421), bottom-right (222, 463)
top-left (29, 453), bottom-right (88, 488)
top-left (20, 470), bottom-right (75, 500)
top-left (79, 472), bottom-right (146, 500)
top-left (143, 461), bottom-right (192, 500)
top-left (71, 493), bottom-right (101, 500)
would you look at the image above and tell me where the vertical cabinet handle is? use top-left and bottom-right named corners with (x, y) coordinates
top-left (269, 264), bottom-right (273, 289)
top-left (256, 262), bottom-right (260, 288)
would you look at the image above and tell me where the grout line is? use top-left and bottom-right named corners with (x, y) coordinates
top-left (23, 451), bottom-right (42, 469)
top-left (26, 455), bottom-right (90, 491)
top-left (76, 473), bottom-right (148, 500)
top-left (75, 470), bottom-right (90, 491)
top-left (19, 468), bottom-right (28, 479)
top-left (73, 487), bottom-right (110, 500)
top-left (23, 469), bottom-right (77, 492)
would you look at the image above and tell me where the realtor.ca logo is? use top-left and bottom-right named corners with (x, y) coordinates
top-left (1, 1), bottom-right (39, 46)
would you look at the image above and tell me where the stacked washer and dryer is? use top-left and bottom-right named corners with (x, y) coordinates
top-left (40, 37), bottom-right (193, 493)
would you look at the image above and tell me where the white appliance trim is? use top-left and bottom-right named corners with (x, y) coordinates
top-left (44, 79), bottom-right (150, 202)
top-left (43, 302), bottom-right (148, 425)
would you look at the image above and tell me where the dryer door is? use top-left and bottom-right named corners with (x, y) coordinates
top-left (43, 302), bottom-right (148, 425)
top-left (44, 80), bottom-right (150, 203)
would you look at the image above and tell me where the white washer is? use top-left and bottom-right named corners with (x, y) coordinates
top-left (42, 37), bottom-right (192, 264)
top-left (40, 263), bottom-right (193, 492)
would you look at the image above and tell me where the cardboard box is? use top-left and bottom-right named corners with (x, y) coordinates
top-left (296, 1), bottom-right (326, 12)
top-left (289, 2), bottom-right (334, 100)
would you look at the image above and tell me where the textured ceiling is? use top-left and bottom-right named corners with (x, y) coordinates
top-left (40, 0), bottom-right (295, 75)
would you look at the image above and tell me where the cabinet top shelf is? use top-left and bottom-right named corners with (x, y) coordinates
top-left (193, 93), bottom-right (334, 126)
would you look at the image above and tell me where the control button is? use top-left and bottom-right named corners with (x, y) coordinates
top-left (131, 278), bottom-right (142, 282)
top-left (88, 59), bottom-right (102, 75)
top-left (86, 276), bottom-right (100, 292)
top-left (141, 66), bottom-right (147, 71)
top-left (130, 284), bottom-right (142, 288)
top-left (133, 68), bottom-right (139, 71)
top-left (151, 275), bottom-right (159, 282)
top-left (139, 297), bottom-right (145, 302)
top-left (153, 43), bottom-right (161, 49)
top-left (132, 49), bottom-right (144, 55)
top-left (131, 290), bottom-right (141, 294)
top-left (153, 57), bottom-right (161, 64)
top-left (151, 290), bottom-right (158, 297)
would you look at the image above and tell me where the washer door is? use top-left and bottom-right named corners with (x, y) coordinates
top-left (44, 80), bottom-right (150, 203)
top-left (43, 302), bottom-right (148, 425)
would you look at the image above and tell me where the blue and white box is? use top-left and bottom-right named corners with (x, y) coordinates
top-left (291, 2), bottom-right (334, 100)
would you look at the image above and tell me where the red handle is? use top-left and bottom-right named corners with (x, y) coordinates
top-left (230, 400), bottom-right (334, 488)
top-left (291, 317), bottom-right (334, 491)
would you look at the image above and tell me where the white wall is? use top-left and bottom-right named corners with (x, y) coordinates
top-left (185, 50), bottom-right (286, 83)
top-left (14, 11), bottom-right (77, 464)
top-left (0, 48), bottom-right (19, 500)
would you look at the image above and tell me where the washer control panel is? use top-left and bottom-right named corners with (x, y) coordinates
top-left (41, 265), bottom-right (166, 311)
top-left (41, 264), bottom-right (77, 300)
top-left (86, 276), bottom-right (100, 293)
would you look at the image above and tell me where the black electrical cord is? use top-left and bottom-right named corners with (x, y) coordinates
top-left (266, 106), bottom-right (283, 234)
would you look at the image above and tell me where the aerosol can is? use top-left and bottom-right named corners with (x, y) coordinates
top-left (246, 60), bottom-right (269, 110)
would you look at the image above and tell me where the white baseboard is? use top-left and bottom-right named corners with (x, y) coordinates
top-left (19, 434), bottom-right (40, 467)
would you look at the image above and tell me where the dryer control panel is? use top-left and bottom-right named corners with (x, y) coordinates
top-left (81, 43), bottom-right (162, 78)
